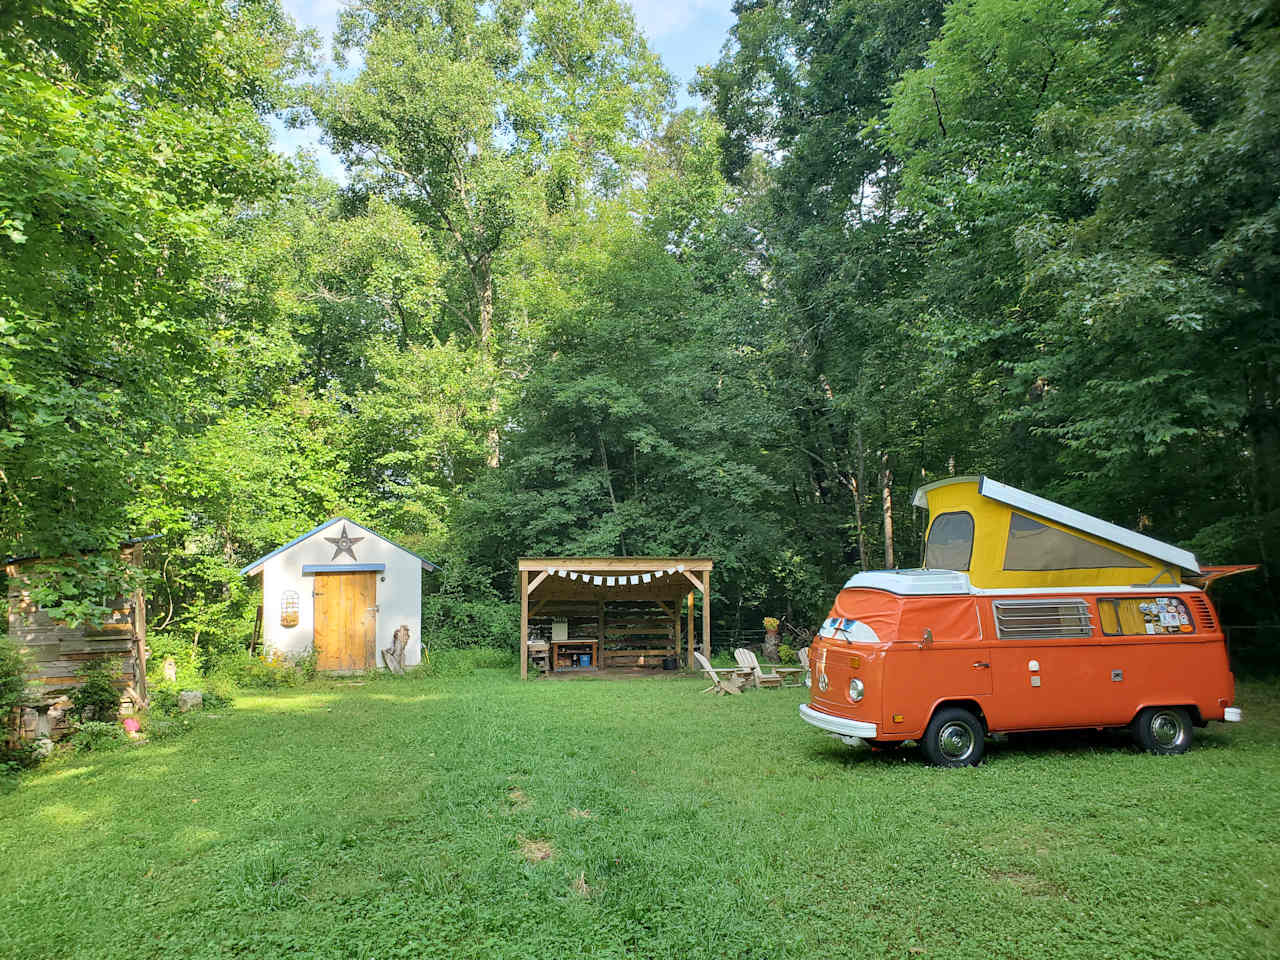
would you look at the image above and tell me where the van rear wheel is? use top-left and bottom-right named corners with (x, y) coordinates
top-left (922, 708), bottom-right (985, 767)
top-left (1133, 706), bottom-right (1193, 755)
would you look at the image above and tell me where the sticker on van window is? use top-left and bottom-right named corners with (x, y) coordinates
top-left (1101, 597), bottom-right (1195, 636)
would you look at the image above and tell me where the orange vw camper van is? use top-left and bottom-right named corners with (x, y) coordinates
top-left (800, 477), bottom-right (1247, 766)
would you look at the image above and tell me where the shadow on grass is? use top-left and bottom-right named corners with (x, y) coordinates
top-left (804, 723), bottom-right (1243, 769)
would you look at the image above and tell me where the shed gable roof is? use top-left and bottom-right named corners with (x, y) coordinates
top-left (238, 517), bottom-right (441, 577)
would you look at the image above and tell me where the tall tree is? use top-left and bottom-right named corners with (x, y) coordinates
top-left (306, 0), bottom-right (671, 465)
top-left (0, 0), bottom-right (300, 609)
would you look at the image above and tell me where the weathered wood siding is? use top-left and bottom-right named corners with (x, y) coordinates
top-left (6, 558), bottom-right (144, 739)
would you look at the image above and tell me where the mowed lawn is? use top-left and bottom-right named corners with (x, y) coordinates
top-left (2, 671), bottom-right (1278, 960)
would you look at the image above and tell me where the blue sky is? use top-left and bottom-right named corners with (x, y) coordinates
top-left (272, 0), bottom-right (737, 181)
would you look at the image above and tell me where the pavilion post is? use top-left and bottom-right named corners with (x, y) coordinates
top-left (520, 569), bottom-right (529, 680)
top-left (701, 569), bottom-right (711, 658)
top-left (597, 600), bottom-right (605, 670)
top-left (673, 601), bottom-right (683, 666)
top-left (687, 592), bottom-right (694, 663)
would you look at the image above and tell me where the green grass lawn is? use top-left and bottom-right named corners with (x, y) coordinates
top-left (2, 670), bottom-right (1278, 959)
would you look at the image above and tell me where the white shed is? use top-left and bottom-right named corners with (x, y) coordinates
top-left (239, 518), bottom-right (439, 671)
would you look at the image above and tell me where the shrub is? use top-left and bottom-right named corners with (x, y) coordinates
top-left (422, 595), bottom-right (520, 651)
top-left (69, 720), bottom-right (129, 752)
top-left (144, 630), bottom-right (205, 688)
top-left (1, 633), bottom-right (30, 739)
top-left (69, 659), bottom-right (121, 722)
top-left (777, 644), bottom-right (797, 665)
top-left (418, 646), bottom-right (515, 678)
top-left (2, 741), bottom-right (40, 780)
top-left (294, 650), bottom-right (317, 682)
top-left (203, 671), bottom-right (238, 704)
top-left (149, 686), bottom-right (181, 716)
top-left (208, 649), bottom-right (301, 689)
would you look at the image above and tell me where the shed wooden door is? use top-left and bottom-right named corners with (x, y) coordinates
top-left (312, 572), bottom-right (377, 671)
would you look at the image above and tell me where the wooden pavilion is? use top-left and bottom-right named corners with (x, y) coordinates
top-left (517, 557), bottom-right (714, 679)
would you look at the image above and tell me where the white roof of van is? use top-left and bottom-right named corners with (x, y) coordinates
top-left (841, 569), bottom-right (1200, 597)
top-left (911, 476), bottom-right (1199, 574)
top-left (842, 570), bottom-right (973, 595)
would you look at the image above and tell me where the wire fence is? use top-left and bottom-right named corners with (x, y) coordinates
top-left (1224, 625), bottom-right (1280, 679)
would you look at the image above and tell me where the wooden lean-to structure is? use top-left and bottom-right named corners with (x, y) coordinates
top-left (4, 542), bottom-right (149, 741)
top-left (517, 557), bottom-right (714, 679)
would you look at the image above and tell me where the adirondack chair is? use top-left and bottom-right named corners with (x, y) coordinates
top-left (798, 646), bottom-right (811, 687)
top-left (693, 651), bottom-right (747, 695)
top-left (734, 648), bottom-right (784, 689)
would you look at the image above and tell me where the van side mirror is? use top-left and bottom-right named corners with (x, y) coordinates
top-left (918, 628), bottom-right (934, 649)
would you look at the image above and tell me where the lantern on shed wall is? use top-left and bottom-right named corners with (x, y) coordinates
top-left (280, 590), bottom-right (300, 628)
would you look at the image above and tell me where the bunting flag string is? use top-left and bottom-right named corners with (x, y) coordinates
top-left (543, 564), bottom-right (688, 589)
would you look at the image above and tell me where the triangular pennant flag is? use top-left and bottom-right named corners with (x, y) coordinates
top-left (593, 576), bottom-right (602, 585)
top-left (569, 572), bottom-right (578, 580)
top-left (606, 576), bottom-right (615, 587)
top-left (629, 575), bottom-right (639, 585)
top-left (666, 567), bottom-right (675, 575)
top-left (642, 573), bottom-right (651, 583)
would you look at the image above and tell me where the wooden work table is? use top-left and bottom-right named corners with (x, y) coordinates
top-left (551, 639), bottom-right (598, 671)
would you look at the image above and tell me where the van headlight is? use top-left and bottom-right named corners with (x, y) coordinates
top-left (848, 678), bottom-right (865, 702)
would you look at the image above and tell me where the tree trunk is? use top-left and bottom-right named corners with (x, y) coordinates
top-left (852, 425), bottom-right (869, 570)
top-left (598, 431), bottom-right (625, 555)
top-left (881, 452), bottom-right (895, 569)
top-left (477, 256), bottom-right (500, 468)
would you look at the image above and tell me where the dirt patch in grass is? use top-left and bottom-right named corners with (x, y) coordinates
top-left (517, 835), bottom-right (554, 863)
top-left (988, 869), bottom-right (1065, 898)
top-left (572, 871), bottom-right (591, 898)
top-left (507, 787), bottom-right (531, 810)
top-left (568, 807), bottom-right (592, 819)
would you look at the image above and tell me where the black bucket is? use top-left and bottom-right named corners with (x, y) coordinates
top-left (662, 656), bottom-right (677, 670)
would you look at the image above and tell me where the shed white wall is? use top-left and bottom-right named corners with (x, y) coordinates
top-left (260, 521), bottom-right (423, 668)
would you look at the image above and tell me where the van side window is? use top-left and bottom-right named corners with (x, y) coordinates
top-left (924, 512), bottom-right (974, 571)
top-left (993, 599), bottom-right (1092, 640)
top-left (1003, 512), bottom-right (1149, 570)
top-left (1098, 597), bottom-right (1195, 636)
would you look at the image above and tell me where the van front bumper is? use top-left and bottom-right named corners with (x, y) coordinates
top-left (799, 703), bottom-right (878, 740)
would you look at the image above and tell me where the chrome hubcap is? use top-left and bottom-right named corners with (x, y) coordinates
top-left (939, 721), bottom-right (974, 760)
top-left (1151, 711), bottom-right (1184, 748)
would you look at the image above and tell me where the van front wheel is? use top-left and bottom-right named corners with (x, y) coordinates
top-left (1134, 706), bottom-right (1193, 755)
top-left (922, 708), bottom-right (985, 767)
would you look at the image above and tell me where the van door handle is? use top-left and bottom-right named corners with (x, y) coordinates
top-left (972, 661), bottom-right (990, 669)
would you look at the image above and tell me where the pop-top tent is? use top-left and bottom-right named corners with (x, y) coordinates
top-left (914, 476), bottom-right (1207, 590)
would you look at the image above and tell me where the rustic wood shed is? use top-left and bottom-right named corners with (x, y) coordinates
top-left (517, 557), bottom-right (713, 679)
top-left (5, 540), bottom-right (149, 740)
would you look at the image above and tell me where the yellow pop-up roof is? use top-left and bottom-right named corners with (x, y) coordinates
top-left (913, 476), bottom-right (1200, 589)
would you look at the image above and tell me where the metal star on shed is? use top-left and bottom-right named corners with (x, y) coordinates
top-left (324, 523), bottom-right (364, 561)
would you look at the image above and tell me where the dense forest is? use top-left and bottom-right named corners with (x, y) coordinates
top-left (2, 0), bottom-right (1277, 673)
